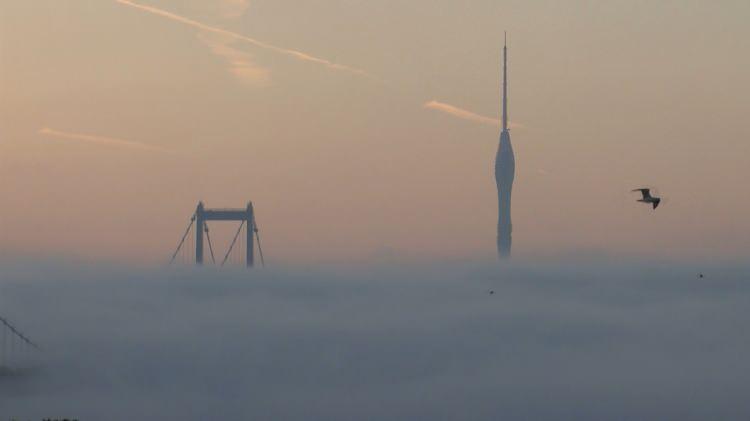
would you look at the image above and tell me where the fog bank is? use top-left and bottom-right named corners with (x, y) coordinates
top-left (1, 259), bottom-right (749, 420)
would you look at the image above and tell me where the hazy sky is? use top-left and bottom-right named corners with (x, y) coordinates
top-left (2, 0), bottom-right (749, 263)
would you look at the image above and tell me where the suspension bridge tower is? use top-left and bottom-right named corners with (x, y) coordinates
top-left (170, 201), bottom-right (264, 267)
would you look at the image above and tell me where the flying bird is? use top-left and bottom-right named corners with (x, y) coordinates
top-left (632, 188), bottom-right (661, 209)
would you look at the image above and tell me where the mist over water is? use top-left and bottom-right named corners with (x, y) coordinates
top-left (1, 259), bottom-right (750, 420)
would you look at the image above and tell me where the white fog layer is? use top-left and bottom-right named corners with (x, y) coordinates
top-left (1, 260), bottom-right (749, 420)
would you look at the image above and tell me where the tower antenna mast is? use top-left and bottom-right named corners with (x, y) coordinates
top-left (502, 31), bottom-right (508, 131)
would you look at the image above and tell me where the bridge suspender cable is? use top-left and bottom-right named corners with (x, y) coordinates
top-left (0, 316), bottom-right (40, 351)
top-left (204, 222), bottom-right (217, 265)
top-left (253, 214), bottom-right (265, 268)
top-left (169, 214), bottom-right (195, 264)
top-left (222, 220), bottom-right (245, 266)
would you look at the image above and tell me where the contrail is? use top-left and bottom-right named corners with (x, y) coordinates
top-left (424, 100), bottom-right (523, 129)
top-left (115, 0), bottom-right (371, 78)
top-left (424, 100), bottom-right (499, 126)
top-left (39, 128), bottom-right (171, 153)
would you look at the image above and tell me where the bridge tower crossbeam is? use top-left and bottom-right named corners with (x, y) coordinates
top-left (195, 201), bottom-right (256, 267)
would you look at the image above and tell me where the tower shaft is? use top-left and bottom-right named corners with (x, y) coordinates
top-left (495, 33), bottom-right (515, 259)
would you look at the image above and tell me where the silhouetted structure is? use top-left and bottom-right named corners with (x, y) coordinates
top-left (0, 316), bottom-right (41, 374)
top-left (170, 201), bottom-right (264, 267)
top-left (495, 33), bottom-right (516, 258)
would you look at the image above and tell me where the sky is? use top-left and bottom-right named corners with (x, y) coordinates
top-left (2, 4), bottom-right (750, 418)
top-left (3, 260), bottom-right (750, 419)
top-left (1, 0), bottom-right (750, 264)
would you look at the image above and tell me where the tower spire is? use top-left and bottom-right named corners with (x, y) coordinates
top-left (502, 31), bottom-right (508, 131)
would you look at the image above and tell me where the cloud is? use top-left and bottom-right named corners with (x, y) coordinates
top-left (424, 100), bottom-right (524, 129)
top-left (2, 259), bottom-right (749, 419)
top-left (38, 128), bottom-right (170, 153)
top-left (198, 33), bottom-right (270, 87)
top-left (116, 0), bottom-right (371, 78)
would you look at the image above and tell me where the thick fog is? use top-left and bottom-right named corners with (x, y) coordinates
top-left (1, 259), bottom-right (749, 420)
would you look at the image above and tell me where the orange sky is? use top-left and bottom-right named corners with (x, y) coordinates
top-left (1, 0), bottom-right (749, 263)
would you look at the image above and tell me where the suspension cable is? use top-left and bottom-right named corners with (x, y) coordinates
top-left (0, 316), bottom-right (40, 351)
top-left (253, 214), bottom-right (266, 268)
top-left (204, 222), bottom-right (217, 265)
top-left (169, 214), bottom-right (196, 264)
top-left (221, 221), bottom-right (245, 266)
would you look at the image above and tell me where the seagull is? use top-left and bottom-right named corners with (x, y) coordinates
top-left (632, 188), bottom-right (661, 209)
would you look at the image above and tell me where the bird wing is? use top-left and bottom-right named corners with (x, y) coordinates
top-left (652, 199), bottom-right (661, 209)
top-left (632, 188), bottom-right (651, 199)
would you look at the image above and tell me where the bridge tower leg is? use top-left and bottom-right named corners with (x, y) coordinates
top-left (246, 202), bottom-right (255, 267)
top-left (195, 201), bottom-right (205, 265)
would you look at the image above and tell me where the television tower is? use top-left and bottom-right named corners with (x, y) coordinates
top-left (495, 32), bottom-right (515, 258)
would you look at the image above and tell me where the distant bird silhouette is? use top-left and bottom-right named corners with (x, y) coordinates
top-left (699, 273), bottom-right (704, 279)
top-left (489, 290), bottom-right (495, 295)
top-left (632, 188), bottom-right (661, 209)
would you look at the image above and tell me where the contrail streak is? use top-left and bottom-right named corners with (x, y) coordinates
top-left (115, 0), bottom-right (370, 78)
top-left (424, 100), bottom-right (499, 126)
top-left (39, 128), bottom-right (171, 153)
top-left (424, 100), bottom-right (524, 129)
